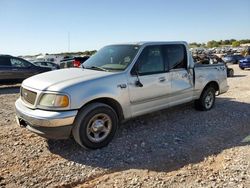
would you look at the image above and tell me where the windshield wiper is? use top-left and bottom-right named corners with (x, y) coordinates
top-left (86, 66), bottom-right (108, 71)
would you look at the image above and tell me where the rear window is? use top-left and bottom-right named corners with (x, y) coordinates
top-left (163, 44), bottom-right (187, 69)
top-left (0, 57), bottom-right (11, 66)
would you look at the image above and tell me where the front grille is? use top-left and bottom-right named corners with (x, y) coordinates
top-left (21, 87), bottom-right (37, 105)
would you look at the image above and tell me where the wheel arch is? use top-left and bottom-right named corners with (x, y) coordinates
top-left (80, 97), bottom-right (125, 122)
top-left (201, 81), bottom-right (220, 97)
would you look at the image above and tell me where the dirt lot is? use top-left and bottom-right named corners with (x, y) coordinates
top-left (0, 65), bottom-right (249, 188)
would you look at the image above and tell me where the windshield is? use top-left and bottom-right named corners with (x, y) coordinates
top-left (83, 45), bottom-right (140, 71)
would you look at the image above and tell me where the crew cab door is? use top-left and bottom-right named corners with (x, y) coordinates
top-left (127, 45), bottom-right (171, 116)
top-left (163, 44), bottom-right (193, 105)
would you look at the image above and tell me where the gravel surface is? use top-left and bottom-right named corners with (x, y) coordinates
top-left (0, 65), bottom-right (249, 188)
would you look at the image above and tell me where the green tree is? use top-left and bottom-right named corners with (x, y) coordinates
top-left (207, 40), bottom-right (219, 48)
top-left (232, 41), bottom-right (240, 47)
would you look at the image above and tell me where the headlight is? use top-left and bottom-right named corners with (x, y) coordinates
top-left (39, 93), bottom-right (69, 108)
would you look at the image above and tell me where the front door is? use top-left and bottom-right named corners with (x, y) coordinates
top-left (128, 45), bottom-right (171, 117)
top-left (10, 58), bottom-right (37, 79)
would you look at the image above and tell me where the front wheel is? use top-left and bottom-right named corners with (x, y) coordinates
top-left (195, 87), bottom-right (216, 111)
top-left (72, 103), bottom-right (118, 149)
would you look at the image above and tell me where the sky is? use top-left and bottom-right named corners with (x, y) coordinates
top-left (0, 0), bottom-right (250, 56)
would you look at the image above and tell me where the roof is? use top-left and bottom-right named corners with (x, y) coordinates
top-left (109, 41), bottom-right (188, 46)
top-left (0, 54), bottom-right (12, 57)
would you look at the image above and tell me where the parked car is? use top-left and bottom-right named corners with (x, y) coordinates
top-left (0, 55), bottom-right (51, 82)
top-left (59, 56), bottom-right (90, 68)
top-left (33, 61), bottom-right (60, 70)
top-left (15, 42), bottom-right (229, 149)
top-left (239, 56), bottom-right (250, 70)
top-left (223, 55), bottom-right (244, 64)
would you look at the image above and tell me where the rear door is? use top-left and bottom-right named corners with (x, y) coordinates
top-left (163, 44), bottom-right (194, 105)
top-left (0, 57), bottom-right (17, 80)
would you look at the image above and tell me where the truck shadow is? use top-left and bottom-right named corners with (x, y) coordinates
top-left (231, 75), bottom-right (247, 78)
top-left (47, 97), bottom-right (250, 173)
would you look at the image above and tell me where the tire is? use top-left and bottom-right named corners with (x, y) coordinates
top-left (72, 102), bottom-right (118, 149)
top-left (228, 69), bottom-right (234, 77)
top-left (240, 67), bottom-right (245, 70)
top-left (194, 87), bottom-right (216, 111)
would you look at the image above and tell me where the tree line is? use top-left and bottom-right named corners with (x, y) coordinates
top-left (190, 39), bottom-right (250, 48)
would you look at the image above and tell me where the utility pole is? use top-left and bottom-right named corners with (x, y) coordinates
top-left (68, 32), bottom-right (70, 52)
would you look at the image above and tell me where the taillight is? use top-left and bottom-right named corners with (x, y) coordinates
top-left (73, 60), bottom-right (81, 67)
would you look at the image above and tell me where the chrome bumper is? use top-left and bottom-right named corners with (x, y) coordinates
top-left (15, 98), bottom-right (77, 128)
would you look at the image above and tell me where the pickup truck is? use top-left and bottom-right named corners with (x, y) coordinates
top-left (15, 41), bottom-right (229, 149)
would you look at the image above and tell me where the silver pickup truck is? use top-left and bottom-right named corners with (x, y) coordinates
top-left (15, 41), bottom-right (229, 149)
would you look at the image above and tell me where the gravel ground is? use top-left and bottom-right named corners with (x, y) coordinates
top-left (0, 65), bottom-right (249, 188)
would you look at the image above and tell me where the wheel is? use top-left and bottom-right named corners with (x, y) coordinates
top-left (194, 87), bottom-right (216, 111)
top-left (228, 69), bottom-right (234, 77)
top-left (240, 67), bottom-right (245, 70)
top-left (72, 103), bottom-right (118, 149)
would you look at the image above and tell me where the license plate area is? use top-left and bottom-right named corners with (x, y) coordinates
top-left (16, 116), bottom-right (28, 128)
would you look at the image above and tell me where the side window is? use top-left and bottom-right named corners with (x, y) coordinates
top-left (136, 46), bottom-right (164, 75)
top-left (10, 58), bottom-right (32, 68)
top-left (163, 45), bottom-right (187, 70)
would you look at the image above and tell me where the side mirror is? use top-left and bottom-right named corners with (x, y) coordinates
top-left (133, 64), bottom-right (143, 87)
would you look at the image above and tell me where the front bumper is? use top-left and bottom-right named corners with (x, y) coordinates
top-left (15, 98), bottom-right (78, 139)
top-left (220, 85), bottom-right (229, 94)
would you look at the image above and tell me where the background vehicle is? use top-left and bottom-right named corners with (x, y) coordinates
top-left (33, 61), bottom-right (60, 70)
top-left (193, 54), bottom-right (234, 77)
top-left (223, 55), bottom-right (244, 64)
top-left (0, 55), bottom-right (51, 82)
top-left (59, 56), bottom-right (90, 68)
top-left (15, 42), bottom-right (229, 149)
top-left (239, 56), bottom-right (250, 70)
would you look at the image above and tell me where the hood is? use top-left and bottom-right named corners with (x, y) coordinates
top-left (22, 68), bottom-right (114, 91)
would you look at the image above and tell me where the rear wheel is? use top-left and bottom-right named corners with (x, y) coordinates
top-left (195, 87), bottom-right (216, 111)
top-left (72, 103), bottom-right (118, 149)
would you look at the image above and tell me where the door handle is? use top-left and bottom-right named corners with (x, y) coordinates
top-left (158, 77), bottom-right (166, 82)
